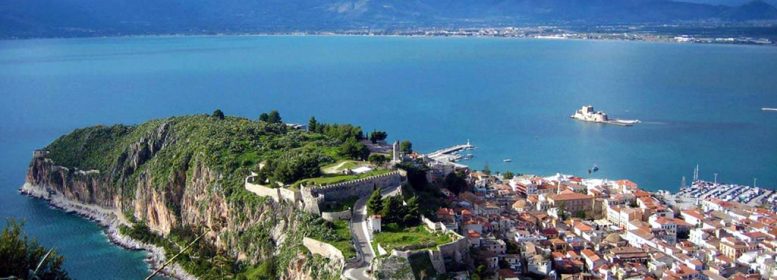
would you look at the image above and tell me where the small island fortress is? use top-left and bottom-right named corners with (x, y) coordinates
top-left (571, 105), bottom-right (640, 126)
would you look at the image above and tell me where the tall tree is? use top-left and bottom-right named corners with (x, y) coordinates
top-left (308, 116), bottom-right (318, 132)
top-left (367, 188), bottom-right (383, 215)
top-left (400, 140), bottom-right (413, 154)
top-left (259, 113), bottom-right (269, 122)
top-left (339, 139), bottom-right (369, 160)
top-left (268, 110), bottom-right (282, 123)
top-left (503, 171), bottom-right (514, 180)
top-left (212, 109), bottom-right (225, 120)
top-left (380, 196), bottom-right (406, 225)
top-left (403, 196), bottom-right (421, 225)
top-left (369, 130), bottom-right (388, 143)
top-left (483, 162), bottom-right (491, 175)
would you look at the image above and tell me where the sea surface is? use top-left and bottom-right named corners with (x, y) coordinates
top-left (1, 36), bottom-right (776, 278)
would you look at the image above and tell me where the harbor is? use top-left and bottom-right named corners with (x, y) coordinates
top-left (423, 141), bottom-right (476, 169)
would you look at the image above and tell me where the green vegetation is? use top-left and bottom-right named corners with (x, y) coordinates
top-left (43, 111), bottom-right (390, 279)
top-left (368, 154), bottom-right (389, 165)
top-left (212, 109), bottom-right (225, 120)
top-left (369, 130), bottom-right (388, 143)
top-left (397, 162), bottom-right (445, 218)
top-left (367, 189), bottom-right (383, 215)
top-left (308, 116), bottom-right (319, 132)
top-left (0, 220), bottom-right (70, 280)
top-left (503, 171), bottom-right (514, 180)
top-left (329, 220), bottom-right (356, 260)
top-left (339, 138), bottom-right (370, 160)
top-left (444, 171), bottom-right (469, 195)
top-left (259, 110), bottom-right (282, 124)
top-left (321, 196), bottom-right (358, 212)
top-left (292, 169), bottom-right (391, 188)
top-left (400, 140), bottom-right (412, 154)
top-left (373, 225), bottom-right (452, 252)
top-left (366, 186), bottom-right (421, 226)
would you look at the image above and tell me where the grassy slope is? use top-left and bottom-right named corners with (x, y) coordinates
top-left (373, 225), bottom-right (453, 252)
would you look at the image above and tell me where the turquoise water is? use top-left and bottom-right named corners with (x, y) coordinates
top-left (1, 36), bottom-right (776, 278)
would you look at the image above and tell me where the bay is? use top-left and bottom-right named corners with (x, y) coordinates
top-left (0, 35), bottom-right (775, 278)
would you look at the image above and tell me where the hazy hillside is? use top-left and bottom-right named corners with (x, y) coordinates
top-left (2, 0), bottom-right (777, 38)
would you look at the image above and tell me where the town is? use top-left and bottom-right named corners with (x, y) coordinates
top-left (246, 129), bottom-right (777, 279)
top-left (413, 150), bottom-right (777, 279)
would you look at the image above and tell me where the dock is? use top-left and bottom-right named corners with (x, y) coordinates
top-left (424, 141), bottom-right (475, 169)
top-left (426, 141), bottom-right (475, 158)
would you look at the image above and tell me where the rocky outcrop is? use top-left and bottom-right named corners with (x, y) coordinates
top-left (22, 121), bottom-right (342, 279)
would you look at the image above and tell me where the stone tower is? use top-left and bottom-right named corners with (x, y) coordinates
top-left (392, 140), bottom-right (401, 163)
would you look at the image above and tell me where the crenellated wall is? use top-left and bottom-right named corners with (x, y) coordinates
top-left (246, 170), bottom-right (405, 215)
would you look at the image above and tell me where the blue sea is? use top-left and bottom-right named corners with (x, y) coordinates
top-left (1, 36), bottom-right (776, 278)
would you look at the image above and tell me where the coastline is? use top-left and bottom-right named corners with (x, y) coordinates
top-left (18, 183), bottom-right (197, 280)
top-left (1, 31), bottom-right (774, 48)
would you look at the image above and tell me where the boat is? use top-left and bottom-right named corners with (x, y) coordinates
top-left (588, 164), bottom-right (599, 174)
top-left (503, 159), bottom-right (512, 162)
top-left (571, 105), bottom-right (639, 126)
top-left (763, 107), bottom-right (777, 112)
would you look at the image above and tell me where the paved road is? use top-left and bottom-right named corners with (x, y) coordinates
top-left (343, 185), bottom-right (401, 280)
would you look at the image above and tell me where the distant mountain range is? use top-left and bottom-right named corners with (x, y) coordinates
top-left (2, 0), bottom-right (777, 38)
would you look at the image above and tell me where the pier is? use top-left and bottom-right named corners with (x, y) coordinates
top-left (426, 140), bottom-right (475, 158)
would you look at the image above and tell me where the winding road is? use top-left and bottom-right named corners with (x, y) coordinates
top-left (343, 185), bottom-right (401, 280)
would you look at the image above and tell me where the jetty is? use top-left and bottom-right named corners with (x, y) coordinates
top-left (424, 141), bottom-right (475, 169)
top-left (426, 140), bottom-right (474, 158)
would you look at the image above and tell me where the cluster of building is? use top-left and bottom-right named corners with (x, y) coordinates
top-left (426, 168), bottom-right (777, 280)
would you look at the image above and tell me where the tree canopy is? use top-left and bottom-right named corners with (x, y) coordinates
top-left (212, 109), bottom-right (225, 120)
top-left (0, 220), bottom-right (70, 280)
top-left (308, 117), bottom-right (318, 132)
top-left (367, 188), bottom-right (383, 215)
top-left (339, 139), bottom-right (370, 161)
top-left (400, 140), bottom-right (412, 154)
top-left (369, 130), bottom-right (388, 143)
top-left (267, 110), bottom-right (282, 124)
top-left (368, 154), bottom-right (388, 165)
top-left (444, 171), bottom-right (469, 195)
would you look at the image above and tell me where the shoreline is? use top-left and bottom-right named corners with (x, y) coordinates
top-left (18, 183), bottom-right (197, 280)
top-left (1, 32), bottom-right (774, 48)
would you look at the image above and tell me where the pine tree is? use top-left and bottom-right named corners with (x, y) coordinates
top-left (367, 188), bottom-right (383, 215)
top-left (308, 116), bottom-right (318, 132)
top-left (212, 109), bottom-right (225, 120)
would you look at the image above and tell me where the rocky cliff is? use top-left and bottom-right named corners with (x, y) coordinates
top-left (22, 115), bottom-right (344, 279)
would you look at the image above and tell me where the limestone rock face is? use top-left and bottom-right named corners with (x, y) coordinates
top-left (24, 121), bottom-right (341, 279)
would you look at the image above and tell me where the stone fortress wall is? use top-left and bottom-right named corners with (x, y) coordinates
top-left (321, 209), bottom-right (352, 222)
top-left (245, 170), bottom-right (406, 215)
top-left (302, 237), bottom-right (345, 266)
top-left (388, 216), bottom-right (470, 275)
top-left (302, 170), bottom-right (405, 215)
